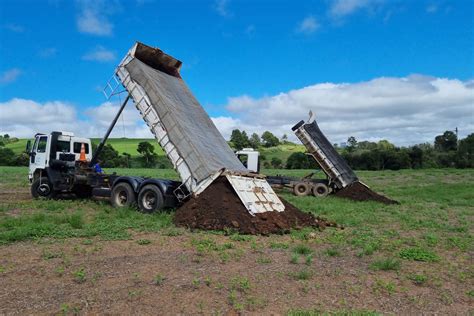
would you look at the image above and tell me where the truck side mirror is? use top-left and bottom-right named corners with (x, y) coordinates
top-left (26, 140), bottom-right (31, 153)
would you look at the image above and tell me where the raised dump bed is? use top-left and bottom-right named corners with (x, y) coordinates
top-left (292, 114), bottom-right (398, 204)
top-left (292, 117), bottom-right (358, 190)
top-left (110, 42), bottom-right (284, 215)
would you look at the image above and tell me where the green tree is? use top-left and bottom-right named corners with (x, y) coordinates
top-left (0, 147), bottom-right (15, 166)
top-left (15, 152), bottom-right (30, 166)
top-left (346, 136), bottom-right (357, 152)
top-left (261, 131), bottom-right (280, 147)
top-left (455, 133), bottom-right (474, 168)
top-left (92, 143), bottom-right (128, 168)
top-left (377, 140), bottom-right (395, 150)
top-left (434, 131), bottom-right (457, 152)
top-left (137, 141), bottom-right (158, 168)
top-left (248, 133), bottom-right (261, 149)
top-left (270, 157), bottom-right (283, 168)
top-left (408, 146), bottom-right (423, 169)
top-left (286, 152), bottom-right (317, 169)
top-left (230, 129), bottom-right (250, 150)
top-left (122, 152), bottom-right (131, 168)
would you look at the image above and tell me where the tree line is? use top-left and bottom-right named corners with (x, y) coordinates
top-left (91, 141), bottom-right (172, 169)
top-left (285, 131), bottom-right (473, 170)
top-left (0, 130), bottom-right (472, 170)
top-left (230, 129), bottom-right (283, 149)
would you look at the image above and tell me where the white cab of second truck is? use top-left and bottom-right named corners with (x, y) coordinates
top-left (106, 42), bottom-right (284, 215)
top-left (236, 148), bottom-right (260, 173)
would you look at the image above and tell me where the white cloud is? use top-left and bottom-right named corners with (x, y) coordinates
top-left (211, 116), bottom-right (249, 140)
top-left (76, 0), bottom-right (114, 36)
top-left (0, 99), bottom-right (79, 137)
top-left (223, 75), bottom-right (474, 145)
top-left (296, 16), bottom-right (320, 34)
top-left (214, 0), bottom-right (231, 17)
top-left (0, 68), bottom-right (22, 84)
top-left (0, 98), bottom-right (152, 139)
top-left (82, 46), bottom-right (116, 62)
top-left (3, 76), bottom-right (473, 146)
top-left (329, 0), bottom-right (382, 18)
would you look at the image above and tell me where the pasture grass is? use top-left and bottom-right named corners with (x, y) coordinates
top-left (0, 167), bottom-right (473, 273)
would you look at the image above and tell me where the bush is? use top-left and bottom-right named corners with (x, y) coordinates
top-left (0, 147), bottom-right (15, 166)
top-left (270, 157), bottom-right (283, 169)
top-left (286, 152), bottom-right (317, 169)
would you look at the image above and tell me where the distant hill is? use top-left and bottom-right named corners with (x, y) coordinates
top-left (89, 138), bottom-right (166, 156)
top-left (6, 138), bottom-right (306, 166)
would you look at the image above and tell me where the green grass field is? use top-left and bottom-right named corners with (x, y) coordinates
top-left (0, 167), bottom-right (472, 314)
top-left (1, 167), bottom-right (472, 251)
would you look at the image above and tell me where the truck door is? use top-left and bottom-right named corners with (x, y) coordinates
top-left (29, 135), bottom-right (49, 177)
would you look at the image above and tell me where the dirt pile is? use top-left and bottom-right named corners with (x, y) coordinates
top-left (174, 177), bottom-right (337, 235)
top-left (335, 181), bottom-right (398, 205)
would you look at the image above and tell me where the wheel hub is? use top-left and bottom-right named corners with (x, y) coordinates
top-left (143, 191), bottom-right (156, 209)
top-left (38, 183), bottom-right (51, 196)
top-left (118, 191), bottom-right (128, 204)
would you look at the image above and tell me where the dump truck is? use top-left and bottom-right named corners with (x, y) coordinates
top-left (235, 113), bottom-right (363, 198)
top-left (27, 42), bottom-right (285, 216)
top-left (272, 113), bottom-right (371, 197)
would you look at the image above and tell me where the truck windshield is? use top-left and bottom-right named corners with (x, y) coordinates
top-left (37, 136), bottom-right (48, 153)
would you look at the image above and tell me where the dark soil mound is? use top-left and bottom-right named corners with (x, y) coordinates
top-left (335, 181), bottom-right (398, 205)
top-left (174, 177), bottom-right (337, 235)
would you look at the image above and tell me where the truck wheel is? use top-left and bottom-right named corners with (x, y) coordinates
top-left (293, 183), bottom-right (310, 196)
top-left (111, 182), bottom-right (136, 208)
top-left (138, 185), bottom-right (164, 213)
top-left (31, 177), bottom-right (56, 199)
top-left (312, 183), bottom-right (329, 197)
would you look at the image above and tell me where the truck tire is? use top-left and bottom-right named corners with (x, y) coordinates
top-left (293, 182), bottom-right (310, 196)
top-left (31, 177), bottom-right (56, 199)
top-left (111, 182), bottom-right (136, 208)
top-left (138, 184), bottom-right (164, 213)
top-left (312, 183), bottom-right (329, 197)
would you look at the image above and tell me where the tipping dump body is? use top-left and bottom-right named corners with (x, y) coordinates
top-left (292, 118), bottom-right (358, 189)
top-left (112, 42), bottom-right (284, 215)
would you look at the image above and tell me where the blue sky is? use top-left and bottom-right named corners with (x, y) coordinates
top-left (0, 0), bottom-right (473, 144)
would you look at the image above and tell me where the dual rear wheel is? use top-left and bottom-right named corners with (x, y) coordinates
top-left (110, 182), bottom-right (164, 213)
top-left (292, 182), bottom-right (330, 197)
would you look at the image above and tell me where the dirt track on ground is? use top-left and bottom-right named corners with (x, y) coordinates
top-left (1, 232), bottom-right (472, 315)
top-left (1, 183), bottom-right (472, 315)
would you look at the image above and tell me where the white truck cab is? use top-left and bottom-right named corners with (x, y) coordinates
top-left (27, 131), bottom-right (92, 183)
top-left (235, 148), bottom-right (260, 173)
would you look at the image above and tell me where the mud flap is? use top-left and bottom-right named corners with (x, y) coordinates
top-left (225, 174), bottom-right (285, 215)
